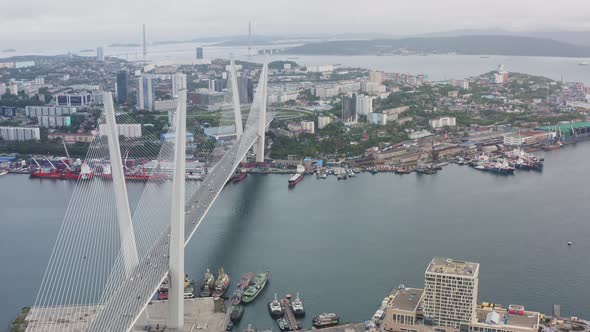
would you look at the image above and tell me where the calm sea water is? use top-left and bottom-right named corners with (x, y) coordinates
top-left (2, 43), bottom-right (590, 84)
top-left (1, 143), bottom-right (590, 329)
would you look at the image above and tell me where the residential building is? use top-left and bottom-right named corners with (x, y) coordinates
top-left (369, 113), bottom-right (387, 125)
top-left (424, 257), bottom-right (479, 328)
top-left (116, 70), bottom-right (129, 103)
top-left (25, 106), bottom-right (77, 117)
top-left (342, 93), bottom-right (357, 124)
top-left (37, 116), bottom-right (72, 128)
top-left (34, 77), bottom-right (45, 85)
top-left (451, 79), bottom-right (470, 90)
top-left (99, 123), bottom-right (142, 138)
top-left (137, 75), bottom-right (155, 111)
top-left (0, 83), bottom-right (6, 95)
top-left (356, 94), bottom-right (374, 116)
top-left (429, 117), bottom-right (457, 128)
top-left (9, 84), bottom-right (18, 95)
top-left (383, 106), bottom-right (410, 121)
top-left (315, 86), bottom-right (340, 98)
top-left (196, 47), bottom-right (203, 59)
top-left (318, 116), bottom-right (333, 129)
top-left (495, 64), bottom-right (509, 84)
top-left (172, 72), bottom-right (187, 98)
top-left (97, 47), bottom-right (104, 61)
top-left (0, 126), bottom-right (40, 141)
top-left (237, 76), bottom-right (253, 104)
top-left (369, 70), bottom-right (384, 84)
top-left (301, 120), bottom-right (315, 134)
top-left (361, 81), bottom-right (386, 95)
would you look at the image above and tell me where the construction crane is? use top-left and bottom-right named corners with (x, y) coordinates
top-left (62, 140), bottom-right (70, 160)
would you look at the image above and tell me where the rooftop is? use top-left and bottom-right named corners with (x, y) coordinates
top-left (474, 307), bottom-right (540, 331)
top-left (389, 287), bottom-right (424, 312)
top-left (426, 257), bottom-right (479, 277)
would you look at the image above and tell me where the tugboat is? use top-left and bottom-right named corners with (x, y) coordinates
top-left (312, 313), bottom-right (340, 328)
top-left (268, 293), bottom-right (283, 318)
top-left (230, 304), bottom-right (244, 322)
top-left (199, 268), bottom-right (215, 297)
top-left (291, 292), bottom-right (305, 317)
top-left (184, 275), bottom-right (195, 298)
top-left (242, 271), bottom-right (270, 303)
top-left (212, 267), bottom-right (231, 297)
top-left (276, 317), bottom-right (290, 331)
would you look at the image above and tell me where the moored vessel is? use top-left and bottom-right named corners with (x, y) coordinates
top-left (268, 293), bottom-right (283, 318)
top-left (312, 313), bottom-right (340, 328)
top-left (241, 271), bottom-right (270, 303)
top-left (199, 268), bottom-right (215, 297)
top-left (0, 169), bottom-right (7, 176)
top-left (212, 267), bottom-right (230, 297)
top-left (291, 292), bottom-right (305, 317)
top-left (288, 173), bottom-right (304, 187)
top-left (230, 304), bottom-right (244, 322)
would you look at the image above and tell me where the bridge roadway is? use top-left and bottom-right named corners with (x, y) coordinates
top-left (87, 113), bottom-right (273, 331)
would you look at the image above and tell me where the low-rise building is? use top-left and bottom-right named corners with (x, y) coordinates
top-left (48, 132), bottom-right (94, 143)
top-left (25, 106), bottom-right (77, 117)
top-left (409, 130), bottom-right (433, 140)
top-left (98, 124), bottom-right (142, 138)
top-left (369, 113), bottom-right (387, 125)
top-left (0, 126), bottom-right (40, 141)
top-left (318, 116), bottom-right (333, 129)
top-left (429, 117), bottom-right (457, 129)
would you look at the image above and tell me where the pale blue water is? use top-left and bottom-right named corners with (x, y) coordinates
top-left (1, 143), bottom-right (589, 329)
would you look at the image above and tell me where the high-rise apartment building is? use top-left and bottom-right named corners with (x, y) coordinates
top-left (342, 93), bottom-right (358, 123)
top-left (423, 257), bottom-right (480, 328)
top-left (97, 47), bottom-right (104, 61)
top-left (116, 70), bottom-right (128, 103)
top-left (196, 47), bottom-right (203, 59)
top-left (137, 76), bottom-right (155, 111)
top-left (356, 94), bottom-right (374, 116)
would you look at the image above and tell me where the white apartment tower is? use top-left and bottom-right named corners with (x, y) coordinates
top-left (423, 257), bottom-right (480, 328)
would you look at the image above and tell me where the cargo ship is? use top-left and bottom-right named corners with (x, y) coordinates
top-left (199, 268), bottom-right (215, 297)
top-left (288, 173), bottom-right (304, 187)
top-left (312, 313), bottom-right (340, 328)
top-left (241, 271), bottom-right (270, 303)
top-left (212, 267), bottom-right (230, 297)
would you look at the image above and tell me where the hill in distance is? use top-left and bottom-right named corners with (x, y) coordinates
top-left (286, 35), bottom-right (590, 58)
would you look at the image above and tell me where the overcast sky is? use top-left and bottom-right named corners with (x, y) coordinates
top-left (1, 0), bottom-right (590, 44)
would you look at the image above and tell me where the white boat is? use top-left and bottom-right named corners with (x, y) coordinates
top-left (579, 61), bottom-right (589, 66)
top-left (347, 169), bottom-right (356, 177)
top-left (0, 169), bottom-right (8, 176)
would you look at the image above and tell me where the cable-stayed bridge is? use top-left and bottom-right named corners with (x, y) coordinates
top-left (27, 61), bottom-right (272, 331)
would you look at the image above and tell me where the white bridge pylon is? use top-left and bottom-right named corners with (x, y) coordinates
top-left (91, 62), bottom-right (269, 332)
top-left (103, 91), bottom-right (139, 276)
